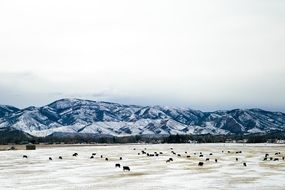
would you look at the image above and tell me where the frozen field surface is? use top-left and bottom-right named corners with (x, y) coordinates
top-left (0, 143), bottom-right (285, 190)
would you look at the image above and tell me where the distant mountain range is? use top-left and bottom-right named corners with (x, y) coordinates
top-left (0, 98), bottom-right (285, 138)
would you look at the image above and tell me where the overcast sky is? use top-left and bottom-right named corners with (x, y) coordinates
top-left (0, 0), bottom-right (284, 111)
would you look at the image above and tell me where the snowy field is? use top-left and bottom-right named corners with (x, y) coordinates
top-left (0, 144), bottom-right (285, 190)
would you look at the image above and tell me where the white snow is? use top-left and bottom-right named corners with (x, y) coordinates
top-left (0, 143), bottom-right (285, 190)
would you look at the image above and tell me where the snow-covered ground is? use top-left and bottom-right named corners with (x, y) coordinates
top-left (0, 144), bottom-right (284, 190)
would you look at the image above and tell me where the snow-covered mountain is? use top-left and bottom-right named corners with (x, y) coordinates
top-left (0, 99), bottom-right (285, 137)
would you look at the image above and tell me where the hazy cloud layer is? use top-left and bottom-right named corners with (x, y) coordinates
top-left (0, 0), bottom-right (284, 111)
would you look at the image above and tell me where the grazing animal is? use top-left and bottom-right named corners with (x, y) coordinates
top-left (236, 158), bottom-right (238, 161)
top-left (185, 152), bottom-right (187, 154)
top-left (265, 153), bottom-right (269, 157)
top-left (282, 157), bottom-right (284, 160)
top-left (263, 157), bottom-right (268, 161)
top-left (243, 162), bottom-right (247, 167)
top-left (166, 159), bottom-right (171, 163)
top-left (194, 153), bottom-right (197, 155)
top-left (205, 158), bottom-right (210, 161)
top-left (215, 159), bottom-right (218, 163)
top-left (274, 158), bottom-right (279, 161)
top-left (228, 151), bottom-right (231, 153)
top-left (199, 155), bottom-right (203, 157)
top-left (123, 166), bottom-right (130, 171)
top-left (159, 152), bottom-right (163, 154)
top-left (209, 153), bottom-right (213, 156)
top-left (198, 162), bottom-right (204, 166)
top-left (49, 157), bottom-right (52, 160)
top-left (270, 157), bottom-right (273, 161)
top-left (59, 156), bottom-right (63, 159)
top-left (133, 148), bottom-right (136, 150)
top-left (115, 163), bottom-right (120, 168)
top-left (222, 151), bottom-right (224, 153)
top-left (177, 154), bottom-right (181, 157)
top-left (138, 153), bottom-right (140, 155)
top-left (23, 155), bottom-right (28, 158)
top-left (90, 156), bottom-right (94, 159)
top-left (105, 158), bottom-right (109, 161)
top-left (73, 153), bottom-right (78, 157)
top-left (101, 155), bottom-right (103, 158)
top-left (169, 158), bottom-right (173, 161)
top-left (170, 148), bottom-right (173, 150)
top-left (92, 153), bottom-right (96, 156)
top-left (120, 157), bottom-right (122, 160)
top-left (187, 156), bottom-right (191, 158)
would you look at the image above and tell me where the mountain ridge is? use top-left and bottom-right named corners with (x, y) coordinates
top-left (0, 98), bottom-right (284, 137)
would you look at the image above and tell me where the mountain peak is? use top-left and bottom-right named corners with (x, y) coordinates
top-left (0, 99), bottom-right (284, 137)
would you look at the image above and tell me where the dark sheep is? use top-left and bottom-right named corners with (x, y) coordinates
top-left (199, 155), bottom-right (203, 157)
top-left (205, 158), bottom-right (210, 161)
top-left (185, 152), bottom-right (187, 154)
top-left (187, 156), bottom-right (191, 158)
top-left (270, 157), bottom-right (273, 161)
top-left (282, 157), bottom-right (285, 160)
top-left (115, 163), bottom-right (120, 168)
top-left (198, 162), bottom-right (204, 166)
top-left (209, 153), bottom-right (213, 156)
top-left (123, 166), bottom-right (130, 171)
top-left (159, 152), bottom-right (163, 154)
top-left (177, 154), bottom-right (181, 157)
top-left (101, 155), bottom-right (103, 158)
top-left (169, 158), bottom-right (173, 161)
top-left (92, 153), bottom-right (96, 156)
top-left (90, 156), bottom-right (94, 159)
top-left (236, 158), bottom-right (238, 161)
top-left (265, 153), bottom-right (269, 157)
top-left (138, 153), bottom-right (140, 155)
top-left (120, 157), bottom-right (122, 160)
top-left (166, 159), bottom-right (171, 163)
top-left (243, 162), bottom-right (247, 167)
top-left (274, 158), bottom-right (279, 161)
top-left (23, 155), bottom-right (28, 158)
top-left (49, 157), bottom-right (52, 161)
top-left (73, 153), bottom-right (78, 157)
top-left (59, 156), bottom-right (63, 159)
top-left (105, 158), bottom-right (108, 161)
top-left (215, 159), bottom-right (218, 163)
top-left (263, 157), bottom-right (268, 161)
